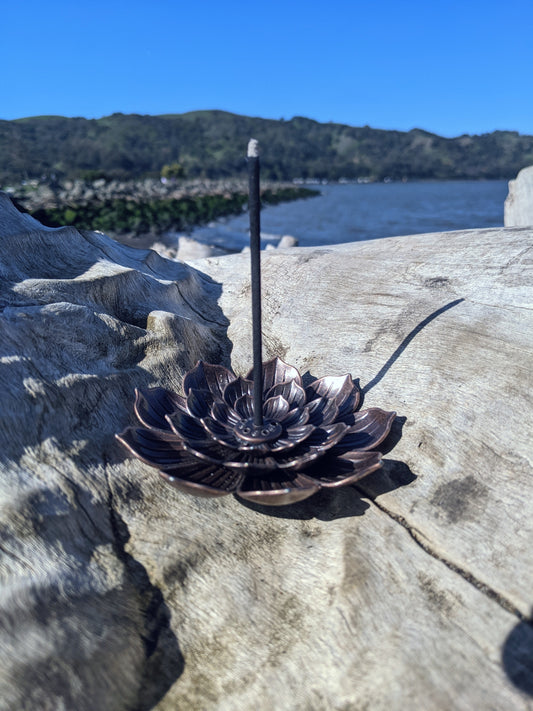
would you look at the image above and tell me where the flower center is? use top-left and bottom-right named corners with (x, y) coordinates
top-left (234, 418), bottom-right (282, 444)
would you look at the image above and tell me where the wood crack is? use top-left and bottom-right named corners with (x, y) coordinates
top-left (174, 281), bottom-right (228, 327)
top-left (354, 483), bottom-right (532, 625)
top-left (464, 299), bottom-right (532, 312)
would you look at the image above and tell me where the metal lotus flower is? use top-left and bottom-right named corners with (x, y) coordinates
top-left (117, 357), bottom-right (396, 506)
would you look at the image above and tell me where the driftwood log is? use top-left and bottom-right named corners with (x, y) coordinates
top-left (0, 191), bottom-right (532, 710)
top-left (505, 165), bottom-right (533, 227)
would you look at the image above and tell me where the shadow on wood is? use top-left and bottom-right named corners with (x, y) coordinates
top-left (362, 298), bottom-right (465, 395)
top-left (236, 458), bottom-right (416, 520)
top-left (502, 611), bottom-right (533, 697)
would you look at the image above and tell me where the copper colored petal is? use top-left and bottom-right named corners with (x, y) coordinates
top-left (183, 361), bottom-right (234, 400)
top-left (270, 424), bottom-right (315, 452)
top-left (236, 473), bottom-right (319, 505)
top-left (185, 445), bottom-right (294, 469)
top-left (269, 438), bottom-right (300, 452)
top-left (211, 400), bottom-right (240, 427)
top-left (223, 376), bottom-right (253, 408)
top-left (134, 387), bottom-right (187, 430)
top-left (246, 357), bottom-right (303, 393)
top-left (159, 475), bottom-right (233, 497)
top-left (306, 373), bottom-right (351, 401)
top-left (158, 457), bottom-right (220, 479)
top-left (207, 446), bottom-right (315, 471)
top-left (262, 395), bottom-right (290, 421)
top-left (201, 416), bottom-right (240, 448)
top-left (241, 447), bottom-right (324, 471)
top-left (173, 434), bottom-right (321, 471)
top-left (179, 437), bottom-right (241, 466)
top-left (332, 408), bottom-right (396, 452)
top-left (160, 465), bottom-right (244, 496)
top-left (166, 408), bottom-right (211, 442)
top-left (265, 380), bottom-right (306, 410)
top-left (304, 422), bottom-right (350, 448)
top-left (306, 396), bottom-right (339, 426)
top-left (284, 423), bottom-right (315, 443)
top-left (187, 388), bottom-right (215, 418)
top-left (306, 374), bottom-right (361, 416)
top-left (282, 407), bottom-right (310, 428)
top-left (337, 384), bottom-right (361, 420)
top-left (116, 426), bottom-right (186, 470)
top-left (221, 450), bottom-right (279, 470)
top-left (304, 451), bottom-right (382, 487)
top-left (234, 393), bottom-right (255, 420)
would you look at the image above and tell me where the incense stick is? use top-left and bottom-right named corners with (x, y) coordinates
top-left (247, 138), bottom-right (263, 427)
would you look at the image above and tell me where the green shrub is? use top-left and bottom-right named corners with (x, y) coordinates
top-left (161, 162), bottom-right (185, 180)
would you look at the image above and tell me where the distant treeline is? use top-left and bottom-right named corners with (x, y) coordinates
top-left (30, 187), bottom-right (318, 235)
top-left (1, 110), bottom-right (532, 184)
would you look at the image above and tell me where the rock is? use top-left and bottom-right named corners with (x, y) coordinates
top-left (277, 234), bottom-right (298, 248)
top-left (148, 235), bottom-right (232, 262)
top-left (240, 233), bottom-right (299, 254)
top-left (149, 240), bottom-right (179, 260)
top-left (505, 165), bottom-right (533, 226)
top-left (1, 191), bottom-right (532, 710)
top-left (11, 178), bottom-right (304, 214)
top-left (176, 235), bottom-right (217, 260)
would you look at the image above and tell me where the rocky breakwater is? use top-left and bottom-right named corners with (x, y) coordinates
top-left (7, 177), bottom-right (317, 245)
top-left (0, 191), bottom-right (532, 710)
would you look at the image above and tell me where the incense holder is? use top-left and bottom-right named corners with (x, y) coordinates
top-left (116, 357), bottom-right (396, 505)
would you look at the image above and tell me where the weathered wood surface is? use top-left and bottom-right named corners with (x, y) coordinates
top-left (0, 191), bottom-right (532, 710)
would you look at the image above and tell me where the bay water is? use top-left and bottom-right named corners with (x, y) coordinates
top-left (190, 180), bottom-right (509, 250)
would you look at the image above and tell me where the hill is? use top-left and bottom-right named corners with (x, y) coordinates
top-left (1, 110), bottom-right (532, 184)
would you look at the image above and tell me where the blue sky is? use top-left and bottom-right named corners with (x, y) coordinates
top-left (1, 0), bottom-right (532, 137)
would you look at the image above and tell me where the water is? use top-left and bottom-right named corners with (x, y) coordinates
top-left (190, 180), bottom-right (509, 250)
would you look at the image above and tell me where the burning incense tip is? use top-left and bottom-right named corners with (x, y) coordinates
top-left (247, 139), bottom-right (260, 158)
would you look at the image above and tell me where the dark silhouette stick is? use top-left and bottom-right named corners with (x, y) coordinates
top-left (248, 139), bottom-right (263, 426)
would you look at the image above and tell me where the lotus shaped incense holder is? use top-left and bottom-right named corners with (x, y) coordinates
top-left (117, 357), bottom-right (396, 505)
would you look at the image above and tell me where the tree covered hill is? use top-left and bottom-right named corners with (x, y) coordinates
top-left (1, 110), bottom-right (532, 184)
